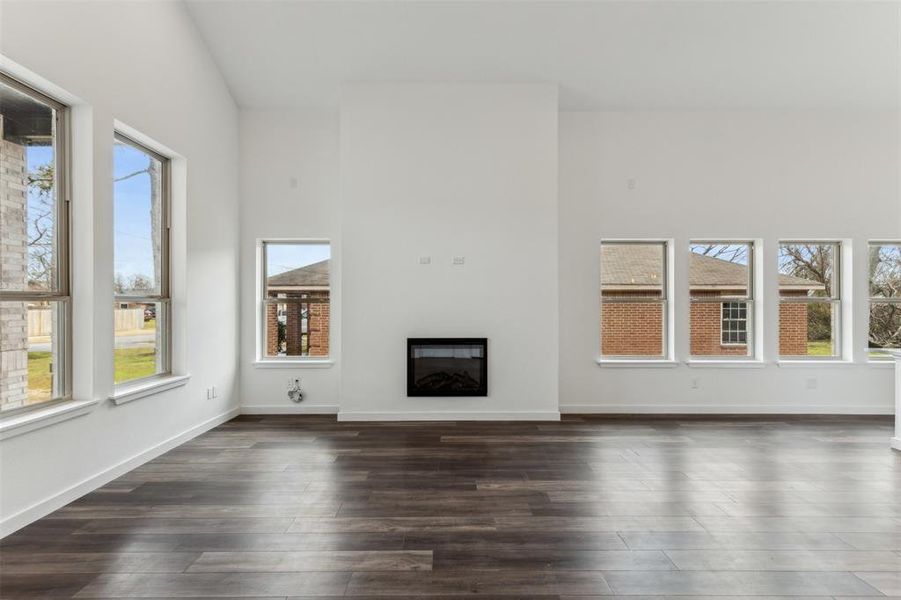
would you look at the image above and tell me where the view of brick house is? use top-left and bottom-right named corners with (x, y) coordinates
top-left (265, 259), bottom-right (330, 357)
top-left (601, 245), bottom-right (824, 357)
top-left (0, 114), bottom-right (31, 411)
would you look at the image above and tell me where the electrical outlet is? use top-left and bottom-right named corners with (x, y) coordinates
top-left (452, 256), bottom-right (465, 265)
top-left (690, 377), bottom-right (700, 389)
top-left (205, 387), bottom-right (214, 400)
top-left (418, 256), bottom-right (431, 265)
top-left (805, 377), bottom-right (818, 390)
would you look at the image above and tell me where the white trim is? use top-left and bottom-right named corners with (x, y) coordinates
top-left (891, 437), bottom-right (901, 452)
top-left (252, 360), bottom-right (334, 369)
top-left (337, 411), bottom-right (561, 422)
top-left (867, 360), bottom-right (896, 368)
top-left (685, 360), bottom-right (766, 369)
top-left (597, 359), bottom-right (679, 368)
top-left (559, 404), bottom-right (893, 415)
top-left (776, 360), bottom-right (855, 368)
top-left (109, 374), bottom-right (191, 405)
top-left (242, 404), bottom-right (339, 415)
top-left (0, 406), bottom-right (239, 538)
top-left (0, 399), bottom-right (97, 441)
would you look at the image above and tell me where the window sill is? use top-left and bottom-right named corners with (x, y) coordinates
top-left (253, 360), bottom-right (334, 369)
top-left (110, 374), bottom-right (191, 405)
top-left (597, 359), bottom-right (678, 368)
top-left (776, 360), bottom-right (854, 368)
top-left (0, 399), bottom-right (98, 441)
top-left (685, 359), bottom-right (765, 369)
top-left (867, 360), bottom-right (896, 369)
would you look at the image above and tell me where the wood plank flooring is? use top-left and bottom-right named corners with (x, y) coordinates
top-left (2, 414), bottom-right (900, 598)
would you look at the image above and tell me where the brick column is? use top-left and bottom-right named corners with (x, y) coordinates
top-left (308, 292), bottom-right (330, 357)
top-left (265, 302), bottom-right (279, 356)
top-left (285, 302), bottom-right (303, 356)
top-left (0, 116), bottom-right (29, 410)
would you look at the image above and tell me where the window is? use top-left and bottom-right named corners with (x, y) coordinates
top-left (599, 241), bottom-right (668, 358)
top-left (113, 133), bottom-right (170, 384)
top-left (868, 242), bottom-right (901, 359)
top-left (689, 242), bottom-right (754, 357)
top-left (259, 241), bottom-right (331, 360)
top-left (721, 301), bottom-right (748, 345)
top-left (0, 73), bottom-right (70, 414)
top-left (778, 242), bottom-right (840, 358)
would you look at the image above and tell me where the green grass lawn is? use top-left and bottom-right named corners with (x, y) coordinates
top-left (113, 347), bottom-right (158, 383)
top-left (27, 348), bottom-right (157, 397)
top-left (806, 341), bottom-right (833, 356)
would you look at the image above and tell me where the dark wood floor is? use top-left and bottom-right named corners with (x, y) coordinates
top-left (2, 414), bottom-right (900, 598)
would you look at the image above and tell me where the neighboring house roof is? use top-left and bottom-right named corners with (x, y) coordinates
top-left (268, 259), bottom-right (330, 289)
top-left (601, 245), bottom-right (823, 291)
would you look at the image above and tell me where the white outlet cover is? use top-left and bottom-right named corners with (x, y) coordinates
top-left (453, 256), bottom-right (465, 265)
top-left (418, 256), bottom-right (431, 264)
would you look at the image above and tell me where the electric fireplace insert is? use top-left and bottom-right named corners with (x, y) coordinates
top-left (407, 338), bottom-right (488, 397)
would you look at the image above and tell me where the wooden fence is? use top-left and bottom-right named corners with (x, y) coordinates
top-left (28, 308), bottom-right (143, 336)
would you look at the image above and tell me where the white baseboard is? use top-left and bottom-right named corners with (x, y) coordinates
top-left (242, 404), bottom-right (339, 415)
top-left (0, 406), bottom-right (240, 539)
top-left (559, 404), bottom-right (894, 415)
top-left (337, 411), bottom-right (561, 421)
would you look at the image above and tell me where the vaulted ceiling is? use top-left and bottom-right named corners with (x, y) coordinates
top-left (185, 1), bottom-right (900, 110)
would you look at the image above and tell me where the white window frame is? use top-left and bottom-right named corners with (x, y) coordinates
top-left (0, 72), bottom-right (71, 416)
top-left (598, 239), bottom-right (673, 362)
top-left (112, 131), bottom-right (172, 386)
top-left (256, 239), bottom-right (332, 365)
top-left (867, 240), bottom-right (901, 361)
top-left (688, 240), bottom-right (756, 359)
top-left (778, 240), bottom-right (843, 360)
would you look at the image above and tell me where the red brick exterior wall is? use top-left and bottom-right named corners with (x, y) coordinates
top-left (778, 301), bottom-right (809, 356)
top-left (265, 290), bottom-right (330, 357)
top-left (689, 301), bottom-right (748, 356)
top-left (600, 291), bottom-right (664, 356)
top-left (600, 289), bottom-right (813, 356)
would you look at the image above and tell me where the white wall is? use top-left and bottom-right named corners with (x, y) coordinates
top-left (559, 111), bottom-right (900, 413)
top-left (239, 109), bottom-right (341, 413)
top-left (339, 84), bottom-right (559, 420)
top-left (0, 1), bottom-right (240, 534)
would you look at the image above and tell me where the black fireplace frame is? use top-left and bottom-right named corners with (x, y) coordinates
top-left (407, 338), bottom-right (488, 397)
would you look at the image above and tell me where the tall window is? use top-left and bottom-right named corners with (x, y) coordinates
top-left (260, 241), bottom-right (331, 360)
top-left (0, 73), bottom-right (70, 414)
top-left (868, 242), bottom-right (901, 358)
top-left (689, 242), bottom-right (754, 357)
top-left (599, 241), bottom-right (668, 358)
top-left (778, 242), bottom-right (840, 358)
top-left (113, 133), bottom-right (170, 384)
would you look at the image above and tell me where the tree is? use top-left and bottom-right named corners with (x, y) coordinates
top-left (779, 244), bottom-right (834, 342)
top-left (868, 245), bottom-right (901, 349)
top-left (26, 163), bottom-right (55, 288)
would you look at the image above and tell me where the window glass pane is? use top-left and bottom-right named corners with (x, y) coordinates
top-left (600, 300), bottom-right (664, 357)
top-left (779, 301), bottom-right (837, 357)
top-left (1, 80), bottom-right (59, 293)
top-left (264, 243), bottom-right (331, 358)
top-left (114, 301), bottom-right (166, 383)
top-left (1, 300), bottom-right (65, 412)
top-left (114, 138), bottom-right (163, 295)
top-left (600, 242), bottom-right (665, 357)
top-left (600, 242), bottom-right (664, 295)
top-left (778, 243), bottom-right (835, 298)
top-left (869, 243), bottom-right (901, 298)
top-left (869, 302), bottom-right (901, 357)
top-left (689, 243), bottom-right (750, 297)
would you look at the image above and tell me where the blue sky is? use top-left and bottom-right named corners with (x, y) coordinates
top-left (113, 142), bottom-right (158, 284)
top-left (267, 243), bottom-right (330, 276)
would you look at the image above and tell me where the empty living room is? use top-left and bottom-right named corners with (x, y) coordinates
top-left (1, 0), bottom-right (901, 597)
